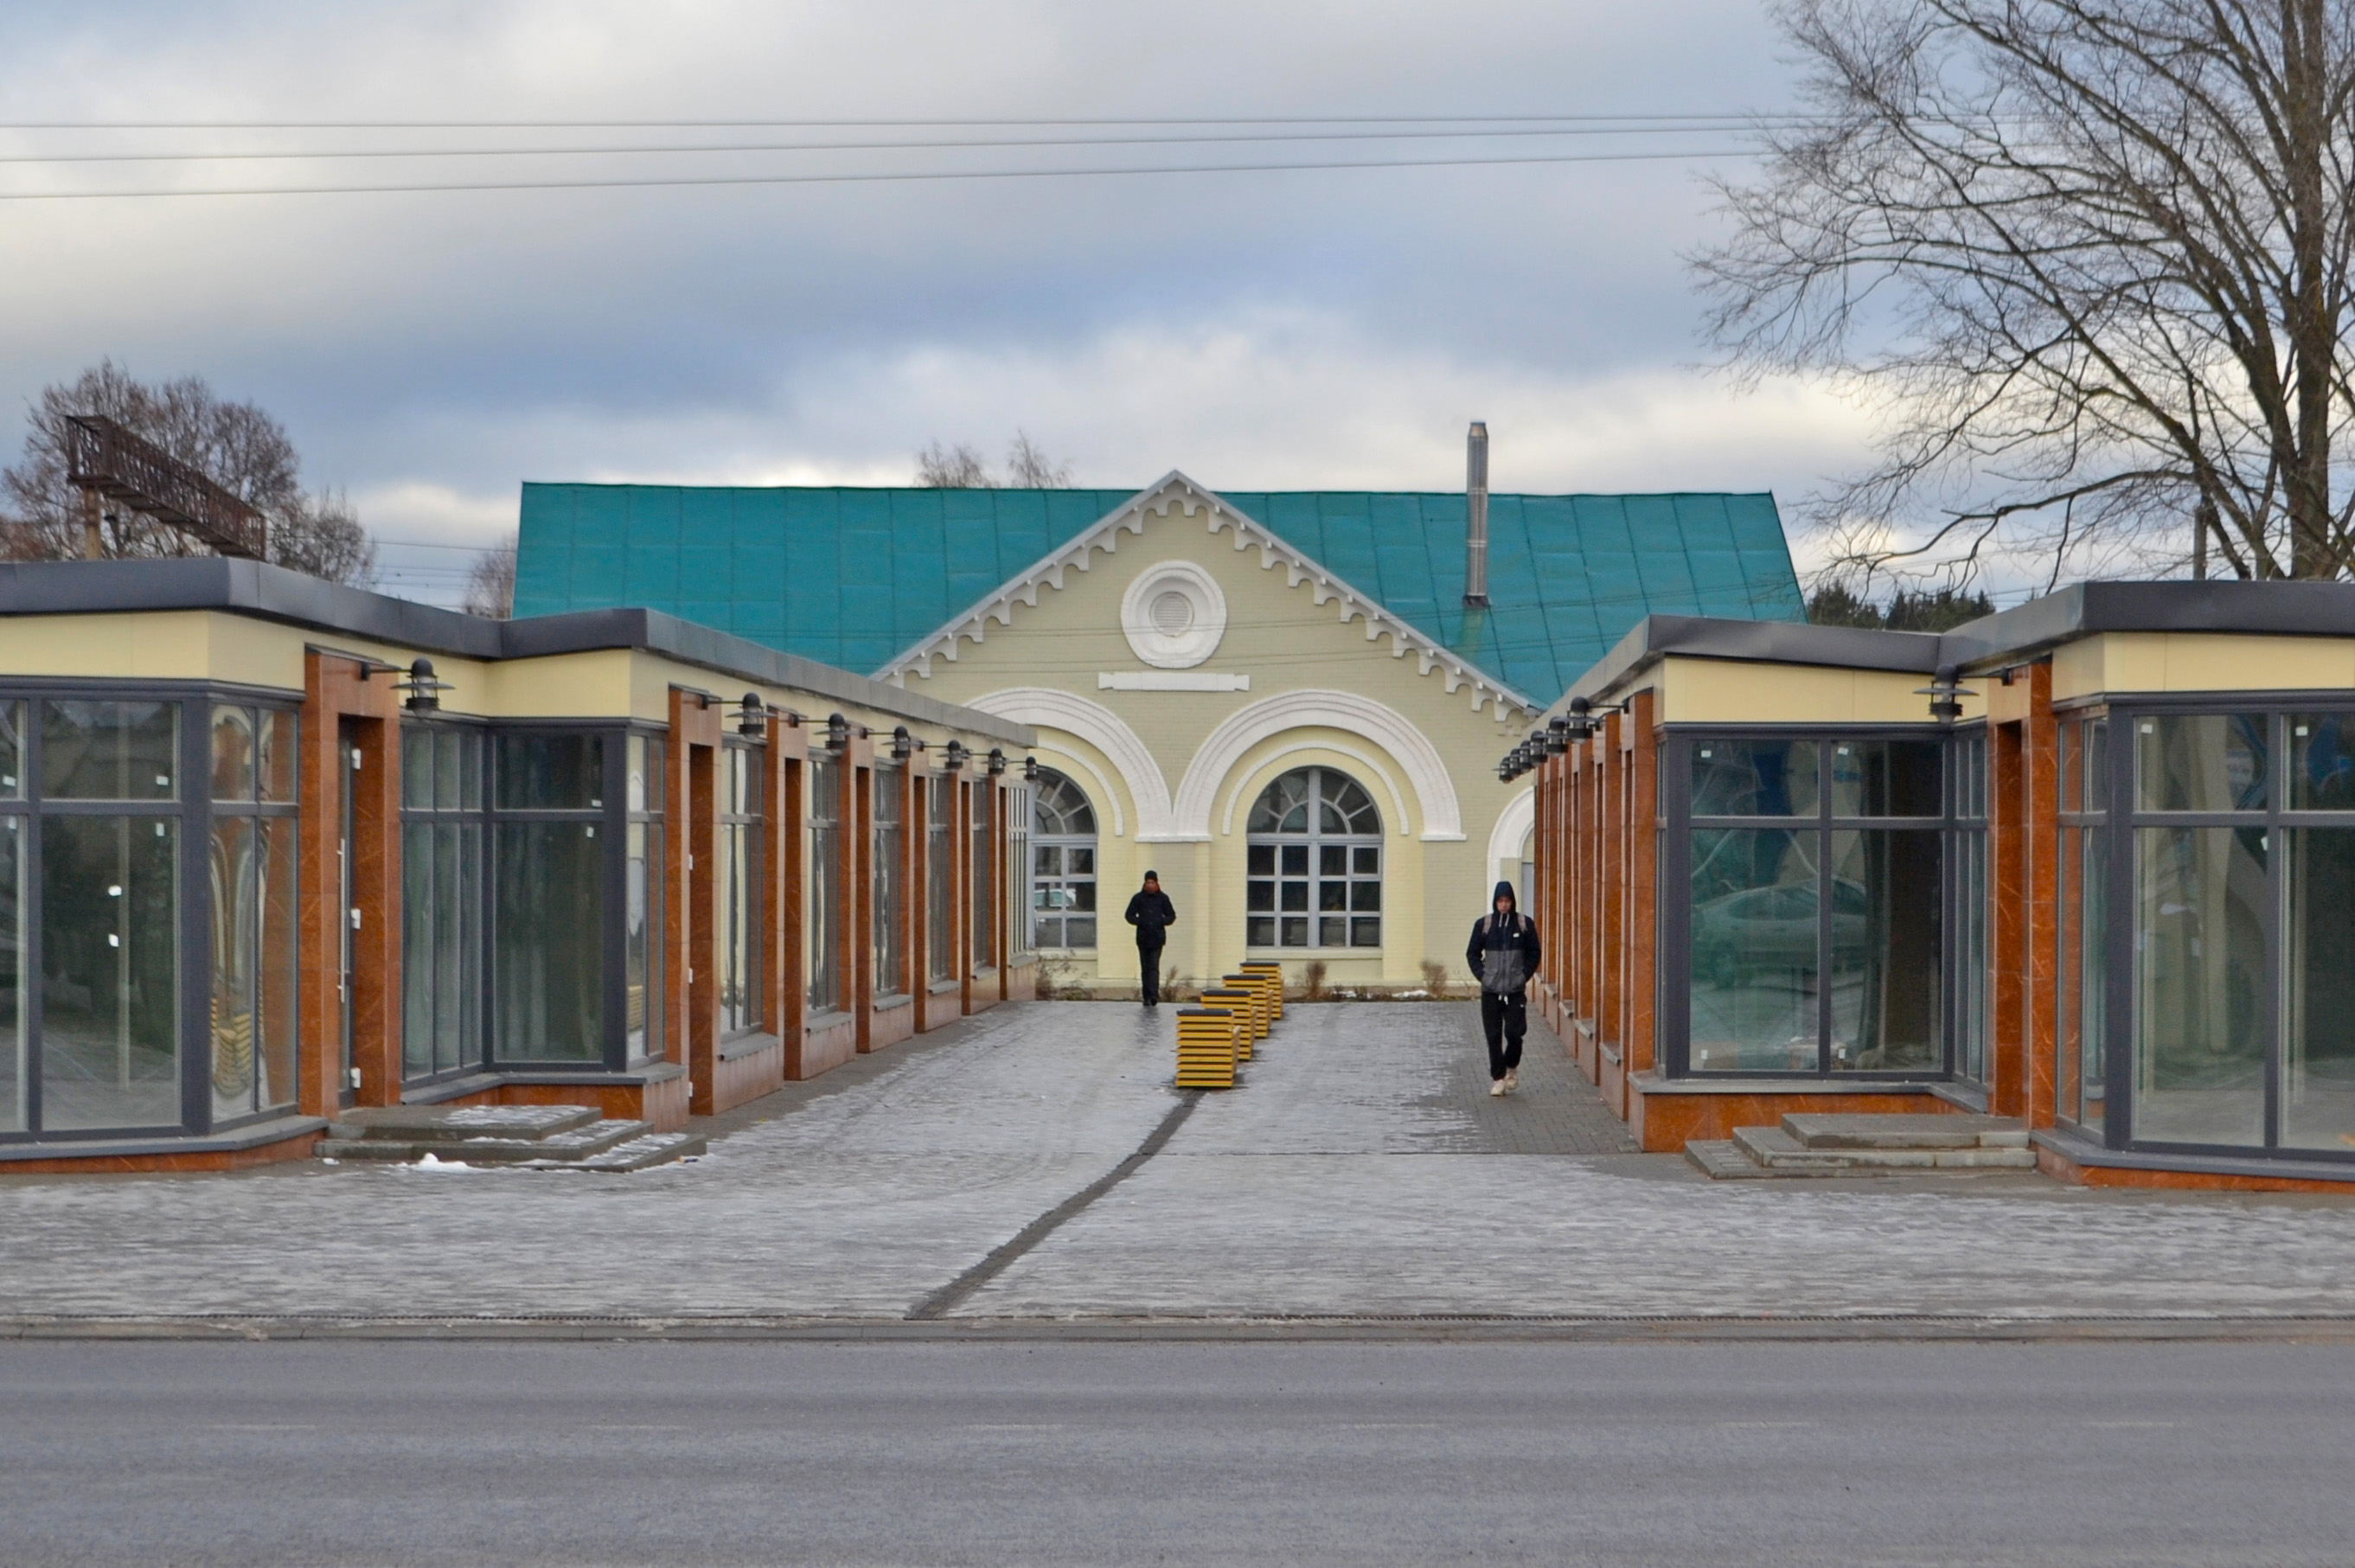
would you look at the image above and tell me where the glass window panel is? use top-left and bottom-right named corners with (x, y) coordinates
top-left (434, 822), bottom-right (464, 1072)
top-left (1246, 844), bottom-right (1273, 876)
top-left (0, 820), bottom-right (18, 1130)
top-left (211, 707), bottom-right (256, 803)
top-left (2136, 714), bottom-right (2267, 813)
top-left (1070, 848), bottom-right (1093, 876)
top-left (1318, 881), bottom-right (1347, 912)
top-left (1691, 739), bottom-right (1818, 817)
top-left (2289, 714), bottom-right (2355, 810)
top-left (1248, 916), bottom-right (1276, 947)
top-left (42, 701), bottom-right (176, 802)
top-left (435, 730), bottom-right (461, 812)
top-left (1319, 915), bottom-right (1346, 947)
top-left (256, 712), bottom-right (295, 803)
top-left (1281, 916), bottom-right (1309, 947)
top-left (496, 733), bottom-right (604, 811)
top-left (1066, 917), bottom-right (1096, 947)
top-left (259, 816), bottom-right (298, 1110)
top-left (810, 758), bottom-right (842, 1011)
top-left (209, 815), bottom-right (257, 1120)
top-left (1320, 845), bottom-right (1346, 877)
top-left (1281, 845), bottom-right (1308, 876)
top-left (459, 729), bottom-right (483, 809)
top-left (2059, 724), bottom-right (2077, 814)
top-left (1353, 847), bottom-right (1379, 875)
top-left (494, 821), bottom-right (605, 1061)
top-left (0, 701), bottom-right (21, 797)
top-left (1351, 917), bottom-right (1381, 947)
top-left (1246, 882), bottom-right (1275, 913)
top-left (1688, 827), bottom-right (1820, 1072)
top-left (1280, 881), bottom-right (1309, 912)
top-left (2133, 826), bottom-right (2267, 1147)
top-left (401, 820), bottom-right (434, 1079)
top-left (1350, 881), bottom-right (1382, 912)
top-left (2284, 829), bottom-right (2355, 1151)
top-left (2084, 720), bottom-right (2108, 815)
top-left (1830, 740), bottom-right (1942, 817)
top-left (402, 730), bottom-right (434, 810)
top-left (42, 816), bottom-right (178, 1129)
top-left (1957, 828), bottom-right (1990, 1086)
top-left (1035, 846), bottom-right (1061, 877)
top-left (626, 822), bottom-right (657, 1053)
top-left (1827, 829), bottom-right (1942, 1071)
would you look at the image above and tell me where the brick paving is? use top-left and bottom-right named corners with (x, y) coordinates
top-left (3, 1001), bottom-right (2355, 1324)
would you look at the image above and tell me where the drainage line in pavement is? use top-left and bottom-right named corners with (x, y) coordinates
top-left (906, 1090), bottom-right (1203, 1322)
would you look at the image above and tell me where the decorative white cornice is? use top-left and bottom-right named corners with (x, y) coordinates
top-left (874, 471), bottom-right (1538, 721)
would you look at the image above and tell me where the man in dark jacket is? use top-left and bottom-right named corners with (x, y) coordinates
top-left (1467, 880), bottom-right (1542, 1096)
top-left (1125, 871), bottom-right (1176, 1008)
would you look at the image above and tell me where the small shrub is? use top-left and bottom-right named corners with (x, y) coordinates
top-left (1418, 959), bottom-right (1451, 1000)
top-left (1032, 952), bottom-right (1078, 1001)
top-left (1302, 959), bottom-right (1328, 1002)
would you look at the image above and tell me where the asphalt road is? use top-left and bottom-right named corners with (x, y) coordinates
top-left (4, 1340), bottom-right (2352, 1567)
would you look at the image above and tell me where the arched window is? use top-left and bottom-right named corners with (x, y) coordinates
top-left (1246, 766), bottom-right (1382, 950)
top-left (1030, 768), bottom-right (1098, 950)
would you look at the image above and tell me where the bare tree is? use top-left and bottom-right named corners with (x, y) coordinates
top-left (915, 439), bottom-right (995, 488)
top-left (464, 532), bottom-right (517, 619)
top-left (1699, 0), bottom-right (2355, 586)
top-left (1006, 429), bottom-right (1076, 488)
top-left (0, 360), bottom-right (376, 584)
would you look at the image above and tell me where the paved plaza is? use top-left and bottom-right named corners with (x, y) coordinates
top-left (5, 1002), bottom-right (2355, 1327)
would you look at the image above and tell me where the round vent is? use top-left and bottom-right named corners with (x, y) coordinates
top-left (1149, 590), bottom-right (1195, 636)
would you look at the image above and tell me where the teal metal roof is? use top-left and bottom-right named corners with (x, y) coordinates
top-left (513, 483), bottom-right (1803, 705)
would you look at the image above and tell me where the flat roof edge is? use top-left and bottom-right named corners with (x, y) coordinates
top-left (0, 560), bottom-right (1030, 746)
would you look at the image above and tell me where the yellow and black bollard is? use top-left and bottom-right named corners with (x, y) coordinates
top-left (1239, 962), bottom-right (1284, 1022)
top-left (1200, 989), bottom-right (1256, 1061)
top-left (1174, 1006), bottom-right (1239, 1089)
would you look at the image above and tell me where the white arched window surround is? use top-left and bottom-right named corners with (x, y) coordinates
top-left (1030, 767), bottom-right (1099, 950)
top-left (1174, 689), bottom-right (1464, 842)
top-left (963, 688), bottom-right (1170, 841)
top-left (1246, 766), bottom-right (1385, 951)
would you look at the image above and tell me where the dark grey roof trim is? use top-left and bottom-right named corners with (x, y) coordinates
top-left (1940, 580), bottom-right (2355, 670)
top-left (1547, 613), bottom-right (1942, 715)
top-left (0, 559), bottom-right (1032, 746)
top-left (1545, 580), bottom-right (2355, 722)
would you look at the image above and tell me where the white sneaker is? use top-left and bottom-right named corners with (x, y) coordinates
top-left (1504, 1068), bottom-right (1520, 1094)
top-left (1489, 1078), bottom-right (1506, 1097)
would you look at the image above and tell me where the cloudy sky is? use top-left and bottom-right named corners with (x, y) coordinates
top-left (0, 0), bottom-right (1879, 605)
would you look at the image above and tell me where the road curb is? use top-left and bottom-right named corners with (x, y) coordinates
top-left (10, 1313), bottom-right (2355, 1343)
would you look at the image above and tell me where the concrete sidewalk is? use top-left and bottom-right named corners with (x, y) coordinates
top-left (3, 1002), bottom-right (2355, 1328)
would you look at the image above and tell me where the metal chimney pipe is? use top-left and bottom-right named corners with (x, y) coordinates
top-left (1463, 421), bottom-right (1490, 607)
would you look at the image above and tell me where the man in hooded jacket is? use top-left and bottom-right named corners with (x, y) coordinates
top-left (1466, 880), bottom-right (1542, 1095)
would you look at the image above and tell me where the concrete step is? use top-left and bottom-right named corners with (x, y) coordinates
top-left (327, 1104), bottom-right (601, 1143)
top-left (527, 1130), bottom-right (707, 1172)
top-left (1689, 1122), bottom-right (2039, 1180)
top-left (320, 1118), bottom-right (655, 1165)
top-left (1779, 1112), bottom-right (2029, 1150)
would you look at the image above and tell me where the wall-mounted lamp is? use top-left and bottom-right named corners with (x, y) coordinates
top-left (394, 657), bottom-right (451, 714)
top-left (987, 747), bottom-right (1008, 776)
top-left (943, 739), bottom-right (967, 772)
top-left (825, 712), bottom-right (850, 752)
top-left (891, 725), bottom-right (915, 761)
top-left (739, 693), bottom-right (767, 737)
top-left (1916, 663), bottom-right (1967, 722)
top-left (1023, 756), bottom-right (1040, 780)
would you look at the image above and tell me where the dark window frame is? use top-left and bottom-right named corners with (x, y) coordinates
top-left (2102, 694), bottom-right (2355, 1165)
top-left (1661, 723), bottom-right (1960, 1082)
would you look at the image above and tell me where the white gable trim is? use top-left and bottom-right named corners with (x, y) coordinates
top-left (1173, 688), bottom-right (1466, 842)
top-left (961, 687), bottom-right (1174, 842)
top-left (874, 472), bottom-right (1537, 721)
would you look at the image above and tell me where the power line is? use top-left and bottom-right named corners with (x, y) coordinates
top-left (0, 146), bottom-right (1756, 202)
top-left (0, 113), bottom-right (1804, 131)
top-left (0, 123), bottom-right (1778, 167)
